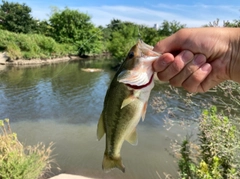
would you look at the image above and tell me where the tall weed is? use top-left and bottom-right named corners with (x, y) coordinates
top-left (176, 106), bottom-right (240, 179)
top-left (0, 119), bottom-right (55, 179)
top-left (151, 81), bottom-right (240, 179)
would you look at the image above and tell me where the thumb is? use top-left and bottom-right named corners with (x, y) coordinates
top-left (153, 29), bottom-right (200, 54)
top-left (153, 33), bottom-right (184, 53)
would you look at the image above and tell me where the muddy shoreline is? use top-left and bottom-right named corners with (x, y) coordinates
top-left (0, 54), bottom-right (82, 66)
top-left (0, 52), bottom-right (111, 66)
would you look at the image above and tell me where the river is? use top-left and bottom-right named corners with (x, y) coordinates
top-left (0, 59), bottom-right (238, 179)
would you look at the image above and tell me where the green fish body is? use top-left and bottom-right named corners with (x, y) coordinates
top-left (97, 40), bottom-right (160, 173)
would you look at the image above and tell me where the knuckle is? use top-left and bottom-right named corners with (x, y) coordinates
top-left (182, 81), bottom-right (197, 93)
top-left (154, 41), bottom-right (164, 52)
top-left (157, 72), bottom-right (169, 82)
top-left (183, 86), bottom-right (196, 93)
top-left (176, 28), bottom-right (186, 37)
top-left (169, 78), bottom-right (182, 87)
top-left (170, 61), bottom-right (182, 74)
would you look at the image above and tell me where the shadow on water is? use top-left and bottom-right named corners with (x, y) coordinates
top-left (0, 59), bottom-right (239, 178)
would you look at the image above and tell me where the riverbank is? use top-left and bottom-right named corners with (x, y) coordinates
top-left (0, 52), bottom-right (111, 67)
top-left (0, 52), bottom-right (82, 66)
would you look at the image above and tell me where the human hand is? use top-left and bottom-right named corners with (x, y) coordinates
top-left (153, 28), bottom-right (240, 93)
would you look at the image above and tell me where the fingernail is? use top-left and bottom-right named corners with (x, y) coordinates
top-left (182, 51), bottom-right (194, 63)
top-left (194, 54), bottom-right (206, 65)
top-left (201, 63), bottom-right (211, 72)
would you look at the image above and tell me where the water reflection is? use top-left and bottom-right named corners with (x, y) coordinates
top-left (0, 59), bottom-right (238, 178)
top-left (11, 120), bottom-right (185, 179)
top-left (0, 61), bottom-right (111, 122)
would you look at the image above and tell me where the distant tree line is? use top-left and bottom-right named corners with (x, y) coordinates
top-left (0, 0), bottom-right (239, 60)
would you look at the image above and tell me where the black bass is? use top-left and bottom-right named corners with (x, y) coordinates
top-left (97, 40), bottom-right (160, 172)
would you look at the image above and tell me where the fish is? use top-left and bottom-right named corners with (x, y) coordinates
top-left (97, 40), bottom-right (160, 173)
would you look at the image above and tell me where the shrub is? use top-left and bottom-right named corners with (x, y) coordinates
top-left (6, 43), bottom-right (22, 60)
top-left (177, 106), bottom-right (240, 179)
top-left (0, 29), bottom-right (78, 60)
top-left (0, 118), bottom-right (54, 179)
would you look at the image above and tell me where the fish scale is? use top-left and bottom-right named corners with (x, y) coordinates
top-left (97, 40), bottom-right (161, 173)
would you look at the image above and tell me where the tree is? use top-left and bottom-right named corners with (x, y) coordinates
top-left (223, 19), bottom-right (240, 27)
top-left (203, 18), bottom-right (240, 27)
top-left (49, 7), bottom-right (103, 56)
top-left (107, 19), bottom-right (125, 34)
top-left (106, 20), bottom-right (139, 60)
top-left (158, 20), bottom-right (186, 36)
top-left (34, 20), bottom-right (53, 37)
top-left (139, 25), bottom-right (162, 46)
top-left (0, 0), bottom-right (36, 33)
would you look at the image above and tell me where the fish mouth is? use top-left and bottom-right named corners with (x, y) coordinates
top-left (125, 74), bottom-right (154, 89)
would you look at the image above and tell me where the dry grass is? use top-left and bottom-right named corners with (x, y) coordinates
top-left (152, 81), bottom-right (240, 178)
top-left (0, 118), bottom-right (55, 179)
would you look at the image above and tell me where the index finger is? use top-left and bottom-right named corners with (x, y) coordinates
top-left (153, 29), bottom-right (200, 54)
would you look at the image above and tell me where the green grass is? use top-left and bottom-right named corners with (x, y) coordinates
top-left (0, 29), bottom-right (78, 60)
top-left (177, 106), bottom-right (240, 179)
top-left (0, 119), bottom-right (54, 179)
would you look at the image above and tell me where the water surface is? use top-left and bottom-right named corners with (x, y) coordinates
top-left (0, 59), bottom-right (237, 178)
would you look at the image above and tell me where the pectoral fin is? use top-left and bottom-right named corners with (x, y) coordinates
top-left (121, 96), bottom-right (136, 109)
top-left (125, 128), bottom-right (138, 146)
top-left (97, 113), bottom-right (105, 140)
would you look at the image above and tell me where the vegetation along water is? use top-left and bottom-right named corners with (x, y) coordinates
top-left (0, 0), bottom-right (240, 178)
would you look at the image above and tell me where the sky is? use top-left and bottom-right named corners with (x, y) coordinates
top-left (9, 0), bottom-right (240, 28)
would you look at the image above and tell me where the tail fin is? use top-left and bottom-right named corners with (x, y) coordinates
top-left (102, 154), bottom-right (125, 173)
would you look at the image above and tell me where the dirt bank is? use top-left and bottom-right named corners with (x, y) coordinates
top-left (0, 52), bottom-right (82, 66)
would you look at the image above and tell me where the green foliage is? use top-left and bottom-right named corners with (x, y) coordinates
top-left (178, 106), bottom-right (240, 179)
top-left (203, 18), bottom-right (240, 28)
top-left (6, 42), bottom-right (22, 60)
top-left (223, 19), bottom-right (240, 27)
top-left (34, 20), bottom-right (53, 36)
top-left (49, 7), bottom-right (103, 56)
top-left (158, 20), bottom-right (186, 36)
top-left (106, 21), bottom-right (139, 60)
top-left (105, 19), bottom-right (158, 60)
top-left (0, 29), bottom-right (77, 60)
top-left (0, 118), bottom-right (54, 179)
top-left (178, 139), bottom-right (198, 179)
top-left (139, 25), bottom-right (167, 46)
top-left (105, 19), bottom-right (183, 60)
top-left (0, 0), bottom-right (36, 33)
top-left (0, 1), bottom-right (186, 59)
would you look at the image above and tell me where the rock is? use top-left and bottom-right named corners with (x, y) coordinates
top-left (50, 174), bottom-right (94, 179)
top-left (0, 52), bottom-right (9, 65)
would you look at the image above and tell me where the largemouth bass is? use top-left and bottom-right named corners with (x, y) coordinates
top-left (97, 40), bottom-right (160, 173)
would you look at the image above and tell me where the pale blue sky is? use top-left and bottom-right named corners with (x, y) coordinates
top-left (9, 0), bottom-right (240, 27)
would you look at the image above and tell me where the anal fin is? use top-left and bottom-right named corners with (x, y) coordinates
top-left (141, 102), bottom-right (147, 121)
top-left (125, 128), bottom-right (138, 146)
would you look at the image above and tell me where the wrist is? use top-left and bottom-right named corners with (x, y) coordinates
top-left (228, 28), bottom-right (240, 83)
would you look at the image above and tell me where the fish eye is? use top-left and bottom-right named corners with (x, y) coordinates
top-left (128, 51), bottom-right (134, 59)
